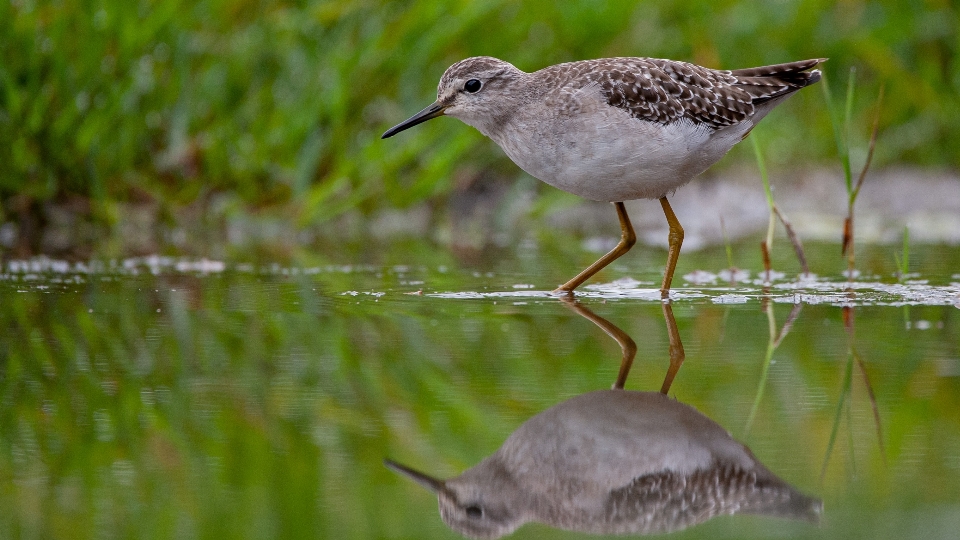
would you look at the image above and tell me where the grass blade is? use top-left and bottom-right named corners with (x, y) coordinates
top-left (821, 352), bottom-right (854, 481)
top-left (851, 85), bottom-right (885, 204)
top-left (773, 205), bottom-right (810, 276)
top-left (751, 136), bottom-right (776, 281)
top-left (855, 350), bottom-right (887, 465)
top-left (843, 68), bottom-right (857, 194)
top-left (820, 72), bottom-right (853, 195)
top-left (720, 215), bottom-right (736, 276)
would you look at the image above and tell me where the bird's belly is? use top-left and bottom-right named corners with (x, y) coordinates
top-left (497, 116), bottom-right (741, 202)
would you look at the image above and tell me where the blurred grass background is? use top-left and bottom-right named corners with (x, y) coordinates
top-left (1, 0), bottom-right (958, 253)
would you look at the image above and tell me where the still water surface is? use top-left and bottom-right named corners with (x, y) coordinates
top-left (1, 242), bottom-right (958, 539)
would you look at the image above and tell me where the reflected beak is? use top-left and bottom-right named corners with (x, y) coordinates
top-left (382, 102), bottom-right (446, 139)
top-left (384, 459), bottom-right (446, 493)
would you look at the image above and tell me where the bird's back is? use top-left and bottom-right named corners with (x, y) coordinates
top-left (536, 57), bottom-right (823, 128)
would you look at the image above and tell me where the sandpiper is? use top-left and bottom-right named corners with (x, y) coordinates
top-left (383, 56), bottom-right (824, 296)
top-left (386, 390), bottom-right (822, 539)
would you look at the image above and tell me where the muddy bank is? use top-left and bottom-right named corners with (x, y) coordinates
top-left (1, 167), bottom-right (957, 258)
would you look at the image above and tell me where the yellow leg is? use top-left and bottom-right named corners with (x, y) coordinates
top-left (555, 202), bottom-right (636, 293)
top-left (659, 197), bottom-right (684, 299)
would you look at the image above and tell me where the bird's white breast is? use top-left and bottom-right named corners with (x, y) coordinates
top-left (487, 85), bottom-right (750, 202)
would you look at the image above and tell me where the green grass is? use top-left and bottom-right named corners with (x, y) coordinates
top-left (2, 0), bottom-right (958, 235)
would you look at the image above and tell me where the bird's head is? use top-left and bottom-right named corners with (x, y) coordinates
top-left (382, 57), bottom-right (525, 139)
top-left (384, 458), bottom-right (528, 539)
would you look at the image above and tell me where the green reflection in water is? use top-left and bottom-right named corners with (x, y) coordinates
top-left (1, 242), bottom-right (958, 539)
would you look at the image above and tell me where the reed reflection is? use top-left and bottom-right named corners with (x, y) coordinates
top-left (386, 301), bottom-right (822, 539)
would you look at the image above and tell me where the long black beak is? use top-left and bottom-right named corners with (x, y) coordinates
top-left (382, 102), bottom-right (446, 139)
top-left (384, 459), bottom-right (446, 493)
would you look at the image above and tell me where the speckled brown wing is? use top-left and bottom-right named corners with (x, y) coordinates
top-left (642, 58), bottom-right (756, 127)
top-left (595, 462), bottom-right (822, 535)
top-left (561, 58), bottom-right (755, 128)
top-left (545, 57), bottom-right (823, 130)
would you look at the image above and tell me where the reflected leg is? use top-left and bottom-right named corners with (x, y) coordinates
top-left (658, 197), bottom-right (685, 299)
top-left (560, 297), bottom-right (637, 390)
top-left (659, 302), bottom-right (686, 395)
top-left (555, 202), bottom-right (636, 293)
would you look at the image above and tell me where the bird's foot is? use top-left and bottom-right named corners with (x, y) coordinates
top-left (551, 287), bottom-right (576, 298)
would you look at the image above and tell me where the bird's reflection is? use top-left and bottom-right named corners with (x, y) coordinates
top-left (387, 301), bottom-right (822, 539)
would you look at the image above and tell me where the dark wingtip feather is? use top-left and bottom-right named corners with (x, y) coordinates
top-left (729, 58), bottom-right (827, 78)
top-left (730, 59), bottom-right (826, 105)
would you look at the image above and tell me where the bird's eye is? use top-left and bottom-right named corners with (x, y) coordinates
top-left (464, 79), bottom-right (482, 93)
top-left (465, 505), bottom-right (483, 519)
